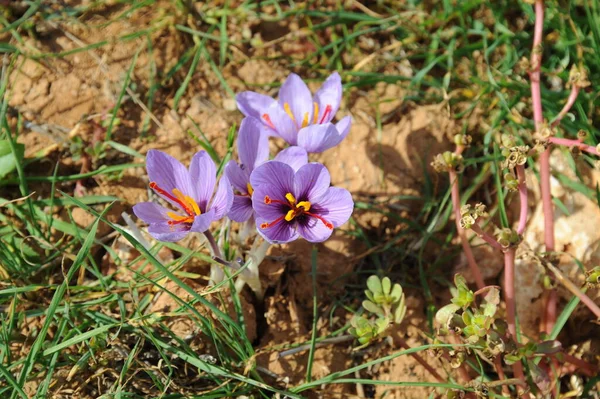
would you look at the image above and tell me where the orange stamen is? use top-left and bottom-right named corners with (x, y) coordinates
top-left (264, 195), bottom-right (287, 205)
top-left (260, 215), bottom-right (285, 229)
top-left (313, 102), bottom-right (319, 124)
top-left (319, 104), bottom-right (332, 124)
top-left (262, 114), bottom-right (275, 129)
top-left (305, 211), bottom-right (334, 229)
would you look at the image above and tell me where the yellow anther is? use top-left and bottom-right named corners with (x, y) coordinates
top-left (246, 182), bottom-right (254, 196)
top-left (313, 102), bottom-right (319, 124)
top-left (301, 112), bottom-right (309, 128)
top-left (186, 195), bottom-right (201, 215)
top-left (283, 103), bottom-right (295, 122)
top-left (172, 188), bottom-right (186, 203)
top-left (167, 212), bottom-right (190, 222)
top-left (173, 188), bottom-right (201, 215)
top-left (297, 201), bottom-right (311, 211)
top-left (285, 209), bottom-right (296, 222)
top-left (285, 193), bottom-right (296, 205)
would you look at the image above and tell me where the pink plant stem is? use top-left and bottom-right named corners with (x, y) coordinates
top-left (516, 165), bottom-right (528, 235)
top-left (544, 261), bottom-right (600, 319)
top-left (548, 137), bottom-right (600, 155)
top-left (560, 353), bottom-right (598, 377)
top-left (550, 86), bottom-right (580, 128)
top-left (470, 223), bottom-right (503, 251)
top-left (529, 0), bottom-right (558, 334)
top-left (494, 357), bottom-right (511, 397)
top-left (504, 249), bottom-right (531, 398)
top-left (449, 170), bottom-right (485, 290)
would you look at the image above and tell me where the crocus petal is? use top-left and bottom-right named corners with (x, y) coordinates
top-left (252, 183), bottom-right (290, 222)
top-left (278, 73), bottom-right (313, 129)
top-left (296, 217), bottom-right (334, 243)
top-left (133, 202), bottom-right (171, 225)
top-left (335, 115), bottom-right (352, 140)
top-left (312, 187), bottom-right (354, 227)
top-left (294, 163), bottom-right (331, 202)
top-left (256, 217), bottom-right (299, 244)
top-left (224, 160), bottom-right (249, 193)
top-left (313, 72), bottom-right (342, 124)
top-left (297, 123), bottom-right (344, 153)
top-left (229, 196), bottom-right (254, 222)
top-left (209, 175), bottom-right (233, 220)
top-left (238, 117), bottom-right (269, 170)
top-left (236, 94), bottom-right (297, 143)
top-left (148, 223), bottom-right (190, 242)
top-left (146, 150), bottom-right (194, 207)
top-left (189, 208), bottom-right (216, 233)
top-left (189, 151), bottom-right (216, 212)
top-left (273, 146), bottom-right (308, 172)
top-left (250, 161), bottom-right (295, 203)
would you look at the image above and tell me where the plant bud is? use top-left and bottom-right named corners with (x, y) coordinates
top-left (577, 130), bottom-right (587, 140)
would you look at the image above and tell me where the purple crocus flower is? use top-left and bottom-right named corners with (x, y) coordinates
top-left (236, 72), bottom-right (351, 153)
top-left (225, 117), bottom-right (308, 222)
top-left (133, 150), bottom-right (233, 242)
top-left (250, 161), bottom-right (353, 243)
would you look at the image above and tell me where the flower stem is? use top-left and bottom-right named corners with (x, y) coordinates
top-left (543, 261), bottom-right (600, 319)
top-left (548, 137), bottom-right (599, 156)
top-left (449, 170), bottom-right (486, 290)
top-left (529, 0), bottom-right (557, 334)
top-left (204, 231), bottom-right (225, 284)
top-left (504, 248), bottom-right (531, 398)
top-left (516, 165), bottom-right (528, 235)
top-left (550, 86), bottom-right (581, 128)
top-left (560, 352), bottom-right (598, 377)
top-left (470, 223), bottom-right (503, 251)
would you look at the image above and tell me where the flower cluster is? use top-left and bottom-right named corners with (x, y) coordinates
top-left (134, 72), bottom-right (354, 245)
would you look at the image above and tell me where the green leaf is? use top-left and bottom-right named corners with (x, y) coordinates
top-left (393, 299), bottom-right (407, 324)
top-left (0, 140), bottom-right (25, 178)
top-left (390, 284), bottom-right (403, 302)
top-left (366, 275), bottom-right (382, 295)
top-left (435, 304), bottom-right (460, 327)
top-left (362, 300), bottom-right (384, 315)
top-left (381, 277), bottom-right (391, 296)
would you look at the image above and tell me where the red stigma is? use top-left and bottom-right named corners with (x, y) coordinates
top-left (262, 114), bottom-right (275, 129)
top-left (149, 181), bottom-right (194, 216)
top-left (305, 212), bottom-right (334, 230)
top-left (319, 105), bottom-right (333, 124)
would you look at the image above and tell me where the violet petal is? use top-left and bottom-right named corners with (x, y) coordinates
top-left (250, 161), bottom-right (295, 202)
top-left (209, 175), bottom-right (233, 220)
top-left (273, 146), bottom-right (308, 172)
top-left (148, 223), bottom-right (190, 242)
top-left (296, 217), bottom-right (334, 243)
top-left (189, 151), bottom-right (216, 212)
top-left (294, 163), bottom-right (331, 202)
top-left (189, 208), bottom-right (216, 233)
top-left (278, 73), bottom-right (313, 128)
top-left (229, 196), bottom-right (254, 222)
top-left (297, 123), bottom-right (343, 153)
top-left (224, 160), bottom-right (249, 194)
top-left (312, 187), bottom-right (354, 227)
top-left (133, 202), bottom-right (171, 225)
top-left (256, 216), bottom-right (299, 244)
top-left (146, 150), bottom-right (194, 207)
top-left (236, 94), bottom-right (297, 143)
top-left (313, 72), bottom-right (342, 124)
top-left (238, 117), bottom-right (270, 170)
